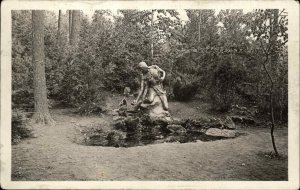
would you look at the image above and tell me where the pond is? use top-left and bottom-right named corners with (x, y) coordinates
top-left (73, 114), bottom-right (244, 148)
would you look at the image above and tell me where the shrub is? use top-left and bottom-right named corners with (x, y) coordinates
top-left (258, 90), bottom-right (288, 123)
top-left (75, 88), bottom-right (108, 115)
top-left (76, 91), bottom-right (113, 115)
top-left (12, 89), bottom-right (34, 110)
top-left (102, 62), bottom-right (140, 93)
top-left (209, 60), bottom-right (246, 112)
top-left (12, 109), bottom-right (32, 144)
top-left (106, 130), bottom-right (126, 147)
top-left (173, 76), bottom-right (199, 101)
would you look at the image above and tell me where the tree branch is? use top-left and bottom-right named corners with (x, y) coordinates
top-left (262, 54), bottom-right (273, 84)
top-left (278, 9), bottom-right (285, 17)
top-left (259, 38), bottom-right (269, 57)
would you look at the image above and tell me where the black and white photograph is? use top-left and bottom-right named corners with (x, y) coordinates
top-left (1, 0), bottom-right (299, 189)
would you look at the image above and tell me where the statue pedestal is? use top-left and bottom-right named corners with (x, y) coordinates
top-left (139, 95), bottom-right (170, 120)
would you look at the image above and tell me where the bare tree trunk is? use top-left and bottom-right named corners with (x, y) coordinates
top-left (57, 10), bottom-right (62, 40)
top-left (263, 56), bottom-right (279, 156)
top-left (271, 9), bottom-right (279, 66)
top-left (150, 10), bottom-right (154, 62)
top-left (280, 87), bottom-right (284, 121)
top-left (269, 9), bottom-right (279, 156)
top-left (269, 82), bottom-right (279, 156)
top-left (31, 10), bottom-right (55, 125)
top-left (169, 61), bottom-right (173, 89)
top-left (57, 10), bottom-right (62, 64)
top-left (256, 81), bottom-right (259, 97)
top-left (258, 10), bottom-right (280, 156)
top-left (198, 11), bottom-right (201, 42)
top-left (70, 10), bottom-right (81, 46)
top-left (69, 10), bottom-right (72, 42)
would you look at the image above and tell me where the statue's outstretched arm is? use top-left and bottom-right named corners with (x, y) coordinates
top-left (160, 69), bottom-right (166, 81)
top-left (151, 65), bottom-right (166, 81)
top-left (157, 66), bottom-right (166, 81)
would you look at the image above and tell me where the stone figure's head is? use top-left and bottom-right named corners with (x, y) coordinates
top-left (138, 62), bottom-right (149, 72)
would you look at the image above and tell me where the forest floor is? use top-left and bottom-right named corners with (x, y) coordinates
top-left (12, 97), bottom-right (288, 181)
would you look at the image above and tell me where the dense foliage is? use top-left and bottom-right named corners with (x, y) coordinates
top-left (12, 9), bottom-right (288, 121)
top-left (12, 109), bottom-right (33, 144)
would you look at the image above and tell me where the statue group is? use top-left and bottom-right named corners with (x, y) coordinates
top-left (131, 61), bottom-right (170, 119)
top-left (111, 61), bottom-right (238, 147)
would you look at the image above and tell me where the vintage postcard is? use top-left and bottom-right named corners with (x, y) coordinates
top-left (1, 0), bottom-right (299, 189)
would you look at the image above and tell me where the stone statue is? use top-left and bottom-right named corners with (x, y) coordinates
top-left (132, 62), bottom-right (170, 118)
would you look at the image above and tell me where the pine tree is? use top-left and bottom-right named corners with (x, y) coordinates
top-left (31, 10), bottom-right (55, 125)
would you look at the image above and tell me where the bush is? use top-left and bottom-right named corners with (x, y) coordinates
top-left (258, 90), bottom-right (288, 123)
top-left (12, 109), bottom-right (32, 144)
top-left (173, 77), bottom-right (199, 101)
top-left (106, 130), bottom-right (126, 147)
top-left (103, 62), bottom-right (140, 93)
top-left (209, 60), bottom-right (246, 112)
top-left (74, 86), bottom-right (109, 115)
top-left (12, 89), bottom-right (34, 110)
top-left (84, 128), bottom-right (109, 146)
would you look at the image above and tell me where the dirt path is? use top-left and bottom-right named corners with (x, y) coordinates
top-left (12, 106), bottom-right (288, 181)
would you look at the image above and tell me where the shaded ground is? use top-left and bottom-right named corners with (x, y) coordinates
top-left (12, 99), bottom-right (288, 181)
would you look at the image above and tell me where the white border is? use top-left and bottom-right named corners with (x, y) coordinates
top-left (1, 0), bottom-right (299, 189)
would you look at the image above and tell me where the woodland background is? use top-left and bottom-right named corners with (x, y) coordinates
top-left (9, 9), bottom-right (290, 180)
top-left (12, 9), bottom-right (288, 141)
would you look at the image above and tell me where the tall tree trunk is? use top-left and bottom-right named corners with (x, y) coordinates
top-left (280, 87), bottom-right (284, 121)
top-left (270, 9), bottom-right (279, 65)
top-left (150, 10), bottom-right (154, 62)
top-left (57, 10), bottom-right (62, 40)
top-left (69, 10), bottom-right (72, 42)
top-left (268, 9), bottom-right (279, 156)
top-left (57, 10), bottom-right (62, 64)
top-left (31, 10), bottom-right (55, 125)
top-left (70, 10), bottom-right (81, 46)
top-left (262, 55), bottom-right (279, 156)
top-left (198, 11), bottom-right (201, 43)
top-left (269, 79), bottom-right (279, 156)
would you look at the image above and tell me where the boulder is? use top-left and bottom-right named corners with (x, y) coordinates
top-left (231, 116), bottom-right (255, 125)
top-left (206, 119), bottom-right (223, 129)
top-left (151, 117), bottom-right (171, 126)
top-left (210, 117), bottom-right (218, 122)
top-left (125, 116), bottom-right (141, 128)
top-left (231, 116), bottom-right (243, 123)
top-left (166, 124), bottom-right (187, 134)
top-left (242, 117), bottom-right (255, 125)
top-left (106, 130), bottom-right (126, 147)
top-left (205, 128), bottom-right (236, 138)
top-left (150, 125), bottom-right (164, 139)
top-left (193, 120), bottom-right (205, 126)
top-left (113, 116), bottom-right (126, 122)
top-left (203, 117), bottom-right (212, 123)
top-left (223, 116), bottom-right (236, 129)
top-left (171, 117), bottom-right (184, 125)
top-left (182, 119), bottom-right (205, 132)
